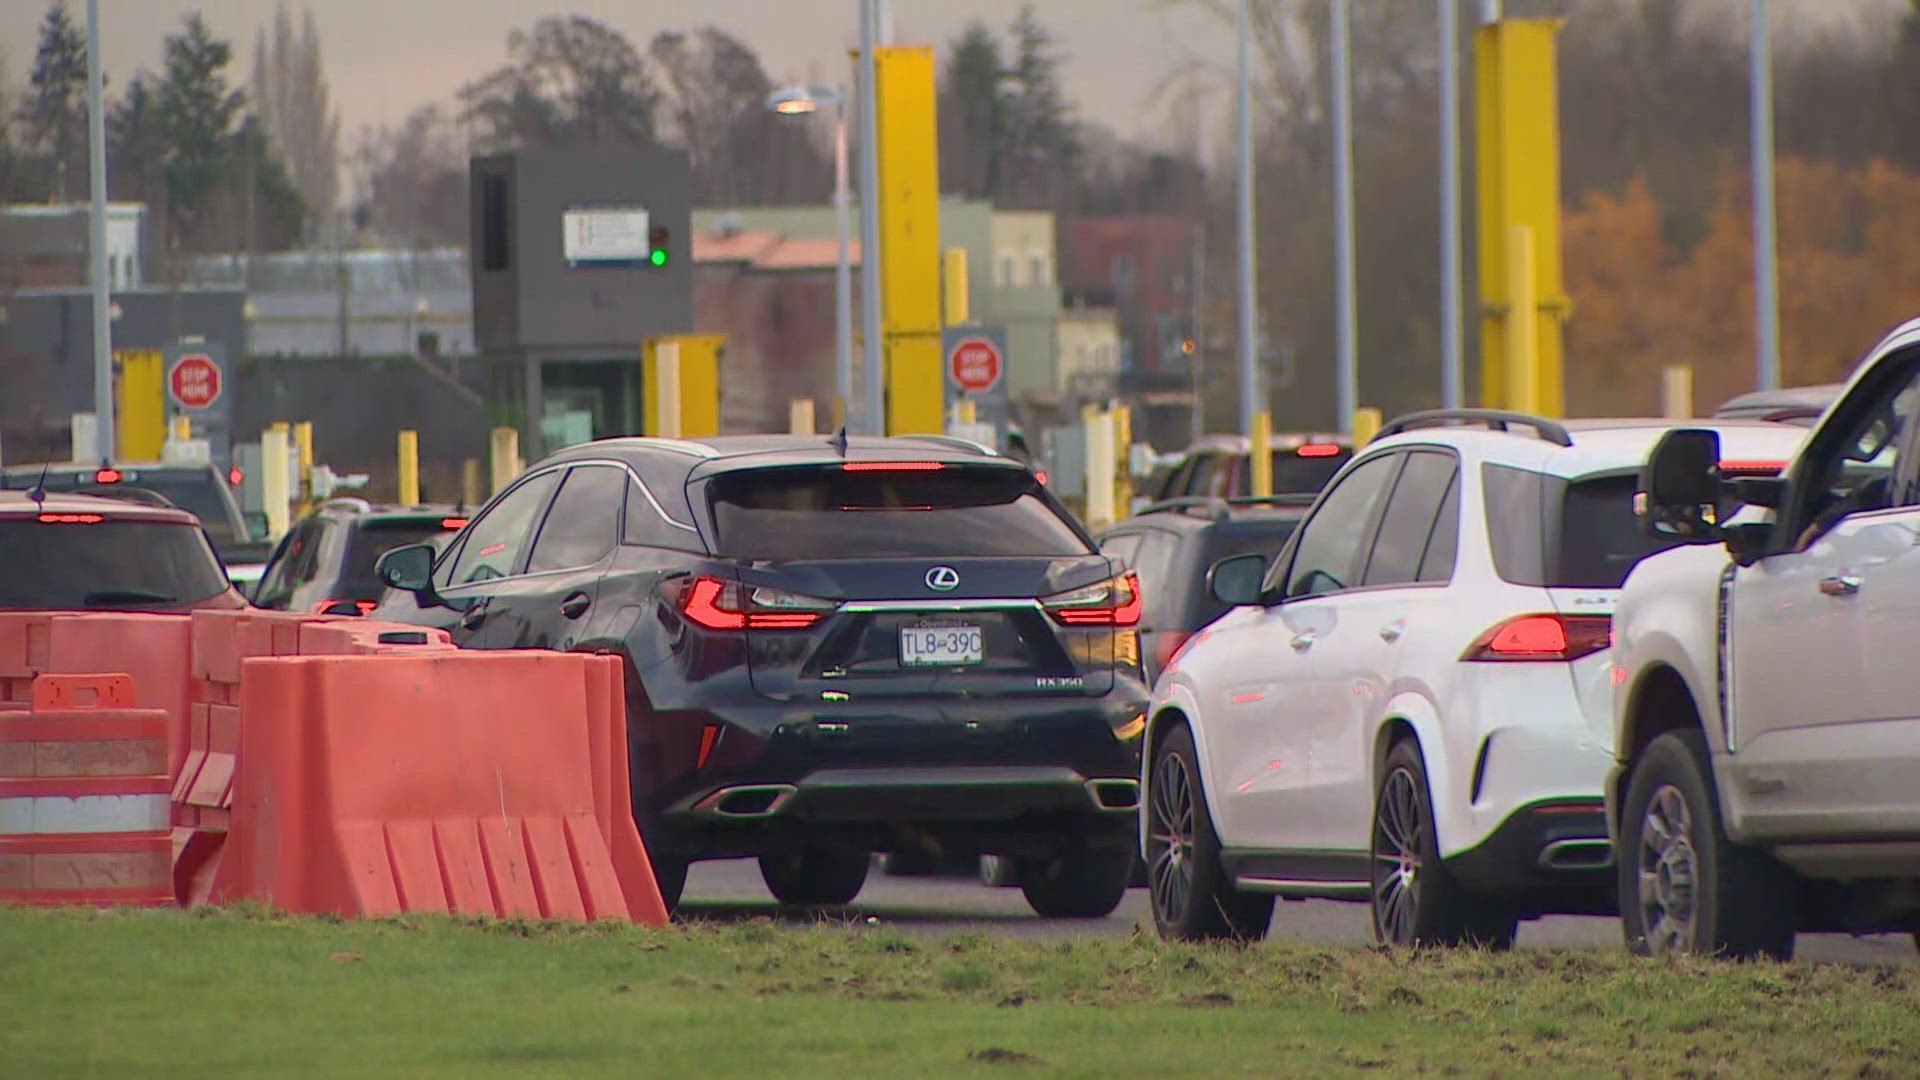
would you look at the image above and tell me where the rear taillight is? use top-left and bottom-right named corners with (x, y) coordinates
top-left (680, 576), bottom-right (836, 631)
top-left (1044, 572), bottom-right (1143, 627)
top-left (94, 468), bottom-right (122, 484)
top-left (1462, 613), bottom-right (1611, 662)
top-left (38, 513), bottom-right (104, 524)
top-left (229, 467), bottom-right (244, 486)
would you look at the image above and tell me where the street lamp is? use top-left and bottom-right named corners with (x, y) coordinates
top-left (767, 85), bottom-right (855, 431)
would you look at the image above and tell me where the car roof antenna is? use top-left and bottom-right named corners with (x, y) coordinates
top-left (829, 426), bottom-right (849, 456)
top-left (27, 447), bottom-right (57, 506)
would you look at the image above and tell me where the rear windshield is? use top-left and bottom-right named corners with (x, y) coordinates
top-left (1194, 518), bottom-right (1304, 623)
top-left (1483, 465), bottom-right (1676, 589)
top-left (337, 520), bottom-right (453, 599)
top-left (0, 520), bottom-right (229, 609)
top-left (1268, 450), bottom-right (1351, 495)
top-left (707, 466), bottom-right (1091, 560)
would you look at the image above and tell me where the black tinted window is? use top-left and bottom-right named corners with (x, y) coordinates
top-left (1283, 454), bottom-right (1399, 598)
top-left (624, 479), bottom-right (699, 550)
top-left (440, 471), bottom-right (561, 586)
top-left (1484, 465), bottom-right (1679, 589)
top-left (1363, 452), bottom-right (1457, 588)
top-left (527, 466), bottom-right (625, 573)
top-left (338, 519), bottom-right (454, 599)
top-left (1418, 474), bottom-right (1460, 583)
top-left (1196, 517), bottom-right (1301, 623)
top-left (253, 519), bottom-right (326, 607)
top-left (709, 466), bottom-right (1089, 559)
top-left (0, 520), bottom-right (227, 609)
top-left (1099, 532), bottom-right (1143, 568)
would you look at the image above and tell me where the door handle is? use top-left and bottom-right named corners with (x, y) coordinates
top-left (1819, 574), bottom-right (1863, 597)
top-left (459, 604), bottom-right (488, 631)
top-left (1379, 621), bottom-right (1405, 643)
top-left (1289, 631), bottom-right (1317, 652)
top-left (560, 592), bottom-right (591, 620)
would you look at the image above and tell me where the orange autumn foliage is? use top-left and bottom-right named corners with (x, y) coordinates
top-left (1562, 156), bottom-right (1920, 416)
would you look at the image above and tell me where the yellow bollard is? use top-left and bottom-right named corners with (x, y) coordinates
top-left (955, 399), bottom-right (977, 425)
top-left (461, 458), bottom-right (482, 508)
top-left (169, 413), bottom-right (191, 441)
top-left (489, 427), bottom-right (520, 496)
top-left (397, 430), bottom-right (420, 506)
top-left (1662, 366), bottom-right (1694, 419)
top-left (1353, 407), bottom-right (1384, 447)
top-left (1250, 412), bottom-right (1274, 499)
top-left (260, 427), bottom-right (291, 541)
top-left (1112, 404), bottom-right (1133, 518)
top-left (293, 421), bottom-right (314, 506)
top-left (790, 398), bottom-right (816, 436)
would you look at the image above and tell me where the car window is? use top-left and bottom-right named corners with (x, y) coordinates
top-left (0, 518), bottom-right (229, 610)
top-left (337, 518), bottom-right (457, 601)
top-left (440, 470), bottom-right (561, 586)
top-left (1795, 362), bottom-right (1920, 523)
top-left (1362, 452), bottom-right (1458, 588)
top-left (1099, 532), bottom-right (1143, 568)
top-left (1280, 454), bottom-right (1401, 599)
top-left (1417, 473), bottom-right (1461, 583)
top-left (707, 465), bottom-right (1090, 559)
top-left (1131, 530), bottom-right (1181, 602)
top-left (1191, 455), bottom-right (1228, 499)
top-left (624, 477), bottom-right (698, 550)
top-left (527, 465), bottom-right (626, 574)
top-left (252, 519), bottom-right (325, 608)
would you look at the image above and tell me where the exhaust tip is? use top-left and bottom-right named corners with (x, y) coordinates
top-left (1539, 838), bottom-right (1613, 870)
top-left (1085, 778), bottom-right (1141, 812)
top-left (696, 784), bottom-right (798, 819)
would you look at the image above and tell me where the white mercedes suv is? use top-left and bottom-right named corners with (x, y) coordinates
top-left (1139, 409), bottom-right (1808, 946)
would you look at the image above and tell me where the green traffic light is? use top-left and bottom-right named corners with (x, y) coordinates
top-left (649, 249), bottom-right (668, 267)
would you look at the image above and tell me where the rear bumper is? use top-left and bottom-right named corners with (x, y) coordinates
top-left (678, 766), bottom-right (1140, 821)
top-left (1442, 799), bottom-right (1616, 915)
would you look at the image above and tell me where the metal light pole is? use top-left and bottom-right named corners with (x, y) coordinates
top-left (768, 87), bottom-right (855, 429)
top-left (1751, 0), bottom-right (1781, 391)
top-left (1439, 0), bottom-right (1464, 409)
top-left (858, 0), bottom-right (886, 435)
top-left (1330, 0), bottom-right (1357, 433)
top-left (1235, 0), bottom-right (1258, 437)
top-left (85, 0), bottom-right (114, 463)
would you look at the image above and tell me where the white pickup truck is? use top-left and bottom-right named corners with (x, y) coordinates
top-left (1611, 318), bottom-right (1920, 960)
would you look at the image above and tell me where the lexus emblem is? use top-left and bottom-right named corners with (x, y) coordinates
top-left (925, 566), bottom-right (961, 592)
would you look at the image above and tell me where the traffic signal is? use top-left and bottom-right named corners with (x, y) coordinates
top-left (649, 225), bottom-right (670, 267)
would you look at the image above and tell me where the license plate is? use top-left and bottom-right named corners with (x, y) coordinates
top-left (899, 624), bottom-right (984, 667)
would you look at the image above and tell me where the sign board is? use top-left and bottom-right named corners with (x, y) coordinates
top-left (947, 335), bottom-right (1003, 394)
top-left (168, 352), bottom-right (222, 410)
top-left (562, 207), bottom-right (651, 267)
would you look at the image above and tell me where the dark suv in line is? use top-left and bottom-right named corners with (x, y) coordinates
top-left (372, 434), bottom-right (1152, 919)
top-left (250, 499), bottom-right (468, 615)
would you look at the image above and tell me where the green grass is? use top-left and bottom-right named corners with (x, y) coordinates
top-left (4, 906), bottom-right (1920, 1078)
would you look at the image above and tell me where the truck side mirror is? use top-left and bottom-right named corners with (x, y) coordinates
top-left (1638, 428), bottom-right (1725, 544)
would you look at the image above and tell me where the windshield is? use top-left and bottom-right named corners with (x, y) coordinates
top-left (338, 520), bottom-right (455, 600)
top-left (0, 519), bottom-right (230, 610)
top-left (708, 466), bottom-right (1091, 560)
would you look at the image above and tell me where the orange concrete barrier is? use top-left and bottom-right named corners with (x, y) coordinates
top-left (0, 674), bottom-right (173, 907)
top-left (0, 613), bottom-right (192, 776)
top-left (223, 651), bottom-right (667, 924)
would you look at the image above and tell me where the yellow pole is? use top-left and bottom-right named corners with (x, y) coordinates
top-left (876, 46), bottom-right (944, 435)
top-left (116, 350), bottom-right (165, 461)
top-left (943, 247), bottom-right (970, 326)
top-left (1352, 407), bottom-right (1383, 446)
top-left (1250, 412), bottom-right (1273, 498)
top-left (397, 429), bottom-right (420, 506)
top-left (489, 427), bottom-right (520, 496)
top-left (1662, 366), bottom-right (1694, 419)
top-left (1506, 226), bottom-right (1539, 415)
top-left (461, 458), bottom-right (482, 507)
top-left (1112, 404), bottom-right (1133, 519)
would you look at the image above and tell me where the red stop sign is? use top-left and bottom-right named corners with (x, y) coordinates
top-left (948, 336), bottom-right (1003, 394)
top-left (168, 353), bottom-right (222, 410)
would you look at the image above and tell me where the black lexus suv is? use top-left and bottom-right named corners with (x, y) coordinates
top-left (372, 434), bottom-right (1152, 918)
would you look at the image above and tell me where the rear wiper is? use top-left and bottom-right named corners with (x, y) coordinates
top-left (81, 589), bottom-right (177, 607)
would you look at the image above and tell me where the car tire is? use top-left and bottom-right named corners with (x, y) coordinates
top-left (1619, 730), bottom-right (1797, 960)
top-left (759, 850), bottom-right (870, 906)
top-left (1371, 738), bottom-right (1518, 950)
top-left (1145, 723), bottom-right (1275, 941)
top-left (979, 855), bottom-right (1019, 888)
top-left (1018, 844), bottom-right (1134, 919)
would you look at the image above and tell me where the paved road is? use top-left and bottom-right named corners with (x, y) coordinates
top-left (683, 858), bottom-right (1918, 964)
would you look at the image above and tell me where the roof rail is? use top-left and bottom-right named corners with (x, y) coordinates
top-left (1755, 404), bottom-right (1825, 424)
top-left (320, 497), bottom-right (374, 513)
top-left (898, 434), bottom-right (998, 456)
top-left (1226, 494), bottom-right (1318, 509)
top-left (1373, 409), bottom-right (1574, 448)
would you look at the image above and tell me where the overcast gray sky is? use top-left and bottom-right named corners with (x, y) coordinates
top-left (1, 1), bottom-right (1238, 150)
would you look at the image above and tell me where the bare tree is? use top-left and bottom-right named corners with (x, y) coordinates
top-left (650, 26), bottom-right (831, 206)
top-left (250, 4), bottom-right (341, 229)
top-left (459, 16), bottom-right (662, 152)
top-left (351, 105), bottom-right (469, 248)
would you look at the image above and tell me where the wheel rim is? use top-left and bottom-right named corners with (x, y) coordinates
top-left (1148, 751), bottom-right (1196, 926)
top-left (1637, 784), bottom-right (1698, 953)
top-left (1371, 765), bottom-right (1423, 946)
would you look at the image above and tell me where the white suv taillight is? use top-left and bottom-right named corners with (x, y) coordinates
top-left (1461, 613), bottom-right (1610, 663)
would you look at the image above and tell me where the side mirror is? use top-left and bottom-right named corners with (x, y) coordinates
top-left (245, 511), bottom-right (270, 541)
top-left (1638, 428), bottom-right (1724, 544)
top-left (376, 543), bottom-right (438, 597)
top-left (1207, 553), bottom-right (1269, 608)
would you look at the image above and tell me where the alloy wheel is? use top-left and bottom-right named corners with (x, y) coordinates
top-left (1148, 751), bottom-right (1196, 925)
top-left (1371, 765), bottom-right (1423, 945)
top-left (1637, 784), bottom-right (1698, 953)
